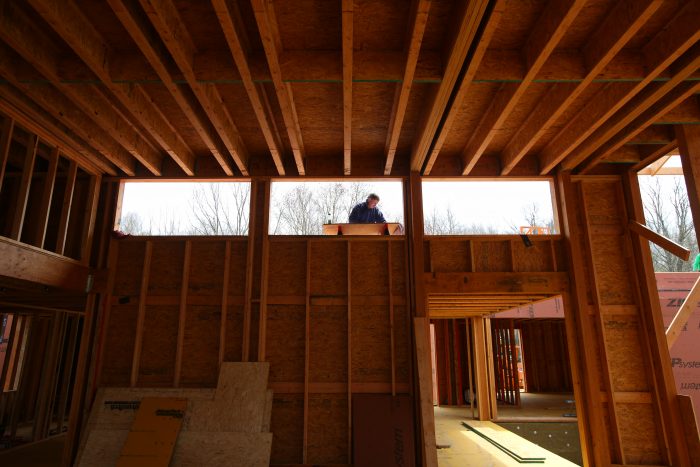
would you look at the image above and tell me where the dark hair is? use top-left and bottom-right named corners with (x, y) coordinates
top-left (367, 193), bottom-right (380, 201)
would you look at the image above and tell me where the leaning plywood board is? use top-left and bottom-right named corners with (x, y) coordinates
top-left (171, 432), bottom-right (272, 467)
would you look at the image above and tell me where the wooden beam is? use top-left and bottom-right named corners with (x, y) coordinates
top-left (0, 237), bottom-right (89, 291)
top-left (79, 174), bottom-right (102, 264)
top-left (425, 272), bottom-right (568, 295)
top-left (346, 240), bottom-right (352, 461)
top-left (0, 86), bottom-right (112, 175)
top-left (628, 221), bottom-right (691, 261)
top-left (251, 0), bottom-right (306, 175)
top-left (632, 141), bottom-right (677, 172)
top-left (411, 0), bottom-right (496, 173)
top-left (676, 124), bottom-right (700, 248)
top-left (219, 240), bottom-right (231, 368)
top-left (10, 133), bottom-right (37, 240)
top-left (666, 276), bottom-right (700, 348)
top-left (303, 240), bottom-right (311, 463)
top-left (384, 0), bottom-right (430, 175)
top-left (26, 0), bottom-right (195, 175)
top-left (580, 79), bottom-right (700, 173)
top-left (414, 317), bottom-right (438, 467)
top-left (0, 2), bottom-right (159, 175)
top-left (461, 0), bottom-right (587, 175)
top-left (55, 162), bottom-right (78, 256)
top-left (130, 240), bottom-right (152, 387)
top-left (539, 2), bottom-right (700, 174)
top-left (342, 0), bottom-right (353, 175)
top-left (500, 0), bottom-right (661, 174)
top-left (211, 0), bottom-right (285, 175)
top-left (0, 116), bottom-right (13, 192)
top-left (139, 0), bottom-right (249, 176)
top-left (108, 0), bottom-right (237, 176)
top-left (174, 240), bottom-right (191, 387)
top-left (31, 147), bottom-right (59, 248)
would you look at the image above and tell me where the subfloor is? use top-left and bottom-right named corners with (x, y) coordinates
top-left (0, 434), bottom-right (64, 467)
top-left (496, 392), bottom-right (576, 421)
top-left (435, 407), bottom-right (578, 467)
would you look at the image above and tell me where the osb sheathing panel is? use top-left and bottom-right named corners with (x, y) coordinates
top-left (351, 241), bottom-right (389, 295)
top-left (512, 241), bottom-right (554, 272)
top-left (394, 306), bottom-right (411, 384)
top-left (352, 305), bottom-right (391, 383)
top-left (101, 305), bottom-right (137, 386)
top-left (113, 241), bottom-right (145, 295)
top-left (270, 394), bottom-right (304, 464)
top-left (180, 306), bottom-right (219, 387)
top-left (310, 241), bottom-right (347, 296)
top-left (310, 305), bottom-right (347, 383)
top-left (390, 241), bottom-right (407, 295)
top-left (266, 305), bottom-right (305, 383)
top-left (223, 305), bottom-right (245, 362)
top-left (473, 240), bottom-right (512, 272)
top-left (171, 432), bottom-right (272, 467)
top-left (308, 393), bottom-right (348, 464)
top-left (227, 240), bottom-right (248, 296)
top-left (617, 403), bottom-right (663, 464)
top-left (582, 182), bottom-right (623, 224)
top-left (603, 319), bottom-right (649, 392)
top-left (591, 235), bottom-right (635, 305)
top-left (148, 242), bottom-right (185, 295)
top-left (138, 305), bottom-right (178, 386)
top-left (429, 240), bottom-right (471, 272)
top-left (188, 241), bottom-right (225, 295)
top-left (268, 241), bottom-right (307, 296)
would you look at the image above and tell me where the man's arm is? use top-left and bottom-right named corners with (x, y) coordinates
top-left (376, 210), bottom-right (386, 223)
top-left (349, 204), bottom-right (361, 223)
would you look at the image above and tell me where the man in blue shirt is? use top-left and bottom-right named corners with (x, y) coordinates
top-left (349, 193), bottom-right (386, 223)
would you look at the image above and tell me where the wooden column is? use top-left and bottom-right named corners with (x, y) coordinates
top-left (0, 116), bottom-right (14, 193)
top-left (10, 134), bottom-right (38, 240)
top-left (32, 147), bottom-right (59, 248)
top-left (471, 316), bottom-right (491, 421)
top-left (676, 124), bottom-right (700, 247)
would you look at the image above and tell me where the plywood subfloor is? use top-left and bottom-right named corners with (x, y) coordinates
top-left (434, 407), bottom-right (578, 467)
top-left (496, 392), bottom-right (576, 421)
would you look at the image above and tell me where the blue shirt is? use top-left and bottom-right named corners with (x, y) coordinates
top-left (349, 201), bottom-right (386, 223)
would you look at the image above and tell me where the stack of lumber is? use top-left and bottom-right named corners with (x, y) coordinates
top-left (76, 362), bottom-right (273, 466)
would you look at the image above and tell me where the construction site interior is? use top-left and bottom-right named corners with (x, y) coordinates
top-left (0, 0), bottom-right (700, 466)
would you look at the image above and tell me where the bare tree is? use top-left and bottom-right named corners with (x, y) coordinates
top-left (510, 202), bottom-right (555, 234)
top-left (274, 185), bottom-right (320, 235)
top-left (190, 183), bottom-right (250, 235)
top-left (642, 177), bottom-right (698, 272)
top-left (120, 211), bottom-right (147, 235)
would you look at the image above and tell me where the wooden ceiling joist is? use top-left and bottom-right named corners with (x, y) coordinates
top-left (540, 1), bottom-right (700, 174)
top-left (632, 141), bottom-right (677, 172)
top-left (460, 0), bottom-right (587, 175)
top-left (413, 0), bottom-right (500, 174)
top-left (139, 0), bottom-right (249, 176)
top-left (251, 0), bottom-right (306, 176)
top-left (108, 0), bottom-right (238, 177)
top-left (25, 0), bottom-right (196, 175)
top-left (342, 0), bottom-right (353, 175)
top-left (500, 0), bottom-right (662, 175)
top-left (384, 0), bottom-right (430, 176)
top-left (212, 0), bottom-right (286, 176)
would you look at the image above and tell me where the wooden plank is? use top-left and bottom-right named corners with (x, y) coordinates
top-left (347, 241), bottom-right (352, 462)
top-left (471, 316), bottom-right (490, 420)
top-left (130, 240), bottom-right (153, 387)
top-left (108, 0), bottom-right (236, 176)
top-left (55, 161), bottom-right (78, 256)
top-left (251, 0), bottom-right (305, 175)
top-left (80, 174), bottom-right (102, 264)
top-left (303, 241), bottom-right (311, 463)
top-left (666, 276), bottom-right (700, 348)
top-left (411, 0), bottom-right (495, 173)
top-left (0, 236), bottom-right (89, 291)
top-left (385, 0), bottom-right (430, 175)
top-left (540, 2), bottom-right (700, 174)
top-left (461, 0), bottom-right (587, 175)
top-left (678, 395), bottom-right (700, 465)
top-left (0, 116), bottom-right (13, 193)
top-left (500, 0), bottom-right (661, 174)
top-left (9, 133), bottom-right (37, 240)
top-left (26, 0), bottom-right (194, 175)
top-left (424, 272), bottom-right (568, 295)
top-left (219, 241), bottom-right (231, 368)
top-left (388, 242), bottom-right (395, 396)
top-left (139, 0), bottom-right (249, 176)
top-left (677, 124), bottom-right (700, 248)
top-left (342, 0), bottom-right (352, 175)
top-left (211, 0), bottom-right (285, 175)
top-left (173, 240), bottom-right (191, 387)
top-left (414, 317), bottom-right (438, 467)
top-left (629, 221), bottom-right (690, 261)
top-left (31, 146), bottom-right (59, 248)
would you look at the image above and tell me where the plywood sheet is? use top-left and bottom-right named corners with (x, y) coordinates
top-left (430, 240), bottom-right (470, 272)
top-left (180, 305), bottom-right (219, 387)
top-left (188, 241), bottom-right (225, 295)
top-left (591, 235), bottom-right (634, 305)
top-left (101, 305), bottom-right (138, 386)
top-left (78, 429), bottom-right (129, 467)
top-left (270, 394), bottom-right (304, 464)
top-left (171, 432), bottom-right (272, 467)
top-left (223, 304), bottom-right (245, 362)
top-left (113, 242), bottom-right (146, 296)
top-left (307, 393), bottom-right (348, 464)
top-left (268, 241), bottom-right (307, 296)
top-left (473, 241), bottom-right (511, 272)
top-left (309, 305), bottom-right (347, 383)
top-left (391, 241), bottom-right (407, 295)
top-left (352, 305), bottom-right (391, 383)
top-left (351, 241), bottom-right (389, 296)
top-left (617, 402), bottom-right (663, 464)
top-left (512, 241), bottom-right (554, 272)
top-left (227, 240), bottom-right (248, 296)
top-left (265, 305), bottom-right (305, 383)
top-left (138, 306), bottom-right (177, 386)
top-left (310, 241), bottom-right (347, 296)
top-left (148, 241), bottom-right (185, 296)
top-left (603, 319), bottom-right (649, 392)
top-left (394, 305), bottom-right (411, 385)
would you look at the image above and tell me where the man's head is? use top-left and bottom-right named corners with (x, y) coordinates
top-left (366, 193), bottom-right (380, 209)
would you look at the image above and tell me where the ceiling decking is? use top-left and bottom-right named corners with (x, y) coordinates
top-left (0, 0), bottom-right (697, 178)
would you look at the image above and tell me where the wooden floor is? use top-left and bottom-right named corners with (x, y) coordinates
top-left (434, 406), bottom-right (579, 467)
top-left (496, 392), bottom-right (576, 421)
